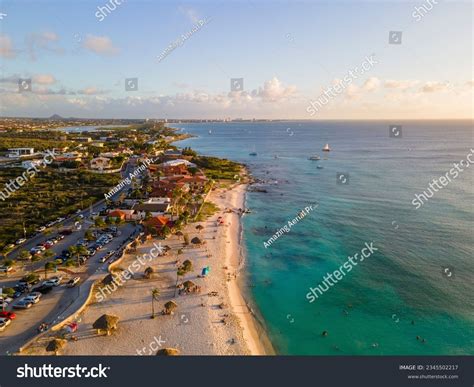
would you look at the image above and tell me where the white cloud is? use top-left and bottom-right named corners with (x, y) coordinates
top-left (362, 77), bottom-right (380, 92)
top-left (0, 35), bottom-right (16, 58)
top-left (78, 87), bottom-right (108, 95)
top-left (33, 74), bottom-right (56, 85)
top-left (384, 79), bottom-right (419, 90)
top-left (26, 31), bottom-right (62, 60)
top-left (420, 81), bottom-right (450, 93)
top-left (253, 77), bottom-right (297, 102)
top-left (83, 35), bottom-right (119, 56)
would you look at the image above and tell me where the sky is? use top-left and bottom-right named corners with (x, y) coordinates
top-left (0, 0), bottom-right (472, 119)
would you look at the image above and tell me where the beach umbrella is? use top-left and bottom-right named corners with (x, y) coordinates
top-left (93, 314), bottom-right (119, 336)
top-left (46, 338), bottom-right (67, 355)
top-left (191, 237), bottom-right (202, 245)
top-left (156, 348), bottom-right (180, 356)
top-left (66, 322), bottom-right (78, 333)
top-left (144, 266), bottom-right (155, 279)
top-left (182, 280), bottom-right (196, 290)
top-left (163, 300), bottom-right (178, 315)
top-left (195, 225), bottom-right (204, 233)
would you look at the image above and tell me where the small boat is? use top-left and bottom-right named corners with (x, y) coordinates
top-left (317, 165), bottom-right (323, 169)
top-left (322, 143), bottom-right (331, 152)
top-left (308, 155), bottom-right (320, 161)
top-left (249, 152), bottom-right (257, 156)
top-left (208, 129), bottom-right (212, 134)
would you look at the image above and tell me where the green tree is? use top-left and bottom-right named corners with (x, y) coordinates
top-left (18, 250), bottom-right (31, 261)
top-left (44, 261), bottom-right (56, 279)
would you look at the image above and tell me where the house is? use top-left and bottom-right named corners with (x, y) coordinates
top-left (75, 137), bottom-right (92, 143)
top-left (108, 210), bottom-right (126, 220)
top-left (100, 151), bottom-right (120, 158)
top-left (90, 157), bottom-right (111, 170)
top-left (162, 159), bottom-right (196, 168)
top-left (151, 177), bottom-right (189, 198)
top-left (7, 148), bottom-right (34, 158)
top-left (144, 216), bottom-right (172, 233)
top-left (60, 151), bottom-right (84, 161)
top-left (132, 198), bottom-right (171, 215)
top-left (90, 142), bottom-right (105, 148)
top-left (163, 149), bottom-right (182, 159)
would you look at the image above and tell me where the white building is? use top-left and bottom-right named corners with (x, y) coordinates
top-left (7, 148), bottom-right (35, 158)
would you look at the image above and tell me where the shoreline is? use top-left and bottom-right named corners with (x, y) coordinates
top-left (214, 181), bottom-right (275, 355)
top-left (21, 177), bottom-right (274, 356)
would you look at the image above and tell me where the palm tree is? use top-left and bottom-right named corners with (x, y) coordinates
top-left (151, 288), bottom-right (160, 319)
top-left (175, 269), bottom-right (183, 297)
top-left (18, 250), bottom-right (31, 261)
top-left (44, 261), bottom-right (56, 279)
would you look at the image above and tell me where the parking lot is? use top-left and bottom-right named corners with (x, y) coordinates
top-left (0, 222), bottom-right (137, 354)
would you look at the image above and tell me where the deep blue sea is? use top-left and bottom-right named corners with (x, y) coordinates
top-left (176, 120), bottom-right (473, 355)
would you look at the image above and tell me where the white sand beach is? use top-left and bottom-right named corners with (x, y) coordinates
top-left (24, 182), bottom-right (272, 356)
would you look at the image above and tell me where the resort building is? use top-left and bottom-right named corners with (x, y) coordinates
top-left (6, 147), bottom-right (35, 158)
top-left (90, 157), bottom-right (112, 170)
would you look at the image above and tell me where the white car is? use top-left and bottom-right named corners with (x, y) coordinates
top-left (15, 238), bottom-right (26, 245)
top-left (23, 293), bottom-right (41, 304)
top-left (57, 217), bottom-right (65, 222)
top-left (77, 214), bottom-right (84, 219)
top-left (38, 226), bottom-right (46, 232)
top-left (43, 276), bottom-right (62, 287)
top-left (0, 317), bottom-right (12, 332)
top-left (0, 297), bottom-right (13, 307)
top-left (0, 266), bottom-right (12, 273)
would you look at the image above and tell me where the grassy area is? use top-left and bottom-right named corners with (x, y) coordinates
top-left (192, 156), bottom-right (242, 180)
top-left (0, 168), bottom-right (121, 250)
top-left (195, 201), bottom-right (220, 222)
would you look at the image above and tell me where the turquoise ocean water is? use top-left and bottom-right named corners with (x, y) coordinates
top-left (176, 120), bottom-right (473, 355)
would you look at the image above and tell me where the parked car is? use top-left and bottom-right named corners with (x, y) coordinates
top-left (60, 229), bottom-right (73, 236)
top-left (35, 245), bottom-right (46, 252)
top-left (15, 238), bottom-right (26, 245)
top-left (32, 284), bottom-right (53, 294)
top-left (77, 214), bottom-right (84, 219)
top-left (66, 277), bottom-right (80, 288)
top-left (57, 234), bottom-right (65, 240)
top-left (14, 283), bottom-right (31, 292)
top-left (0, 311), bottom-right (16, 320)
top-left (43, 277), bottom-right (61, 287)
top-left (37, 226), bottom-right (46, 232)
top-left (0, 266), bottom-right (12, 273)
top-left (13, 299), bottom-right (33, 309)
top-left (23, 292), bottom-right (41, 304)
top-left (0, 297), bottom-right (13, 308)
top-left (0, 317), bottom-right (12, 331)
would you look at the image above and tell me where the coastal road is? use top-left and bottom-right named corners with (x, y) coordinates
top-left (0, 159), bottom-right (146, 354)
top-left (0, 223), bottom-right (137, 355)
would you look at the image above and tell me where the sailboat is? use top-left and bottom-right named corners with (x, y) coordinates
top-left (322, 143), bottom-right (331, 152)
top-left (249, 146), bottom-right (257, 156)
